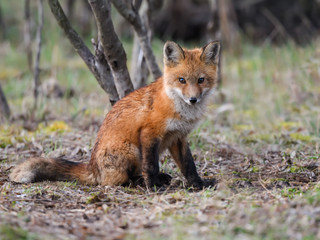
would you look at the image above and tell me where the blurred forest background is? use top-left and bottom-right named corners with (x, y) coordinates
top-left (1, 0), bottom-right (320, 122)
top-left (1, 1), bottom-right (320, 239)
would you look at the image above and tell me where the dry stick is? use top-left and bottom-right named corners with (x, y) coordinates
top-left (111, 0), bottom-right (162, 81)
top-left (0, 204), bottom-right (8, 211)
top-left (262, 8), bottom-right (293, 42)
top-left (48, 0), bottom-right (119, 105)
top-left (88, 0), bottom-right (133, 98)
top-left (258, 171), bottom-right (283, 202)
top-left (33, 0), bottom-right (44, 112)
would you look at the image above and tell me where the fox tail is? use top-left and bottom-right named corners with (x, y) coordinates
top-left (9, 157), bottom-right (96, 185)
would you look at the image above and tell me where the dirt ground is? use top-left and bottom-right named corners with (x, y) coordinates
top-left (1, 115), bottom-right (319, 240)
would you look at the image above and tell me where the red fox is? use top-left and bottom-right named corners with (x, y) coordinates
top-left (10, 41), bottom-right (220, 188)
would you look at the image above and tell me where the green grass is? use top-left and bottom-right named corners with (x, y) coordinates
top-left (0, 225), bottom-right (39, 240)
top-left (196, 39), bottom-right (320, 153)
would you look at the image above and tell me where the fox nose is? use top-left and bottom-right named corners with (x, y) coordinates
top-left (189, 97), bottom-right (198, 104)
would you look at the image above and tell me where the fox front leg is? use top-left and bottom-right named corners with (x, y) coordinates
top-left (139, 129), bottom-right (161, 187)
top-left (169, 138), bottom-right (204, 188)
top-left (140, 133), bottom-right (172, 188)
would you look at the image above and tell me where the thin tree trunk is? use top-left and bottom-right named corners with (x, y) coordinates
top-left (218, 0), bottom-right (240, 48)
top-left (0, 2), bottom-right (6, 40)
top-left (111, 0), bottom-right (162, 81)
top-left (66, 0), bottom-right (76, 21)
top-left (48, 0), bottom-right (119, 105)
top-left (24, 0), bottom-right (33, 72)
top-left (130, 0), bottom-right (151, 89)
top-left (33, 0), bottom-right (44, 111)
top-left (207, 0), bottom-right (220, 42)
top-left (91, 38), bottom-right (119, 106)
top-left (131, 33), bottom-right (149, 89)
top-left (207, 0), bottom-right (222, 87)
top-left (88, 0), bottom-right (134, 98)
top-left (0, 84), bottom-right (10, 122)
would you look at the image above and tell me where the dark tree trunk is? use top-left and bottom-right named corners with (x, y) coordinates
top-left (24, 0), bottom-right (33, 72)
top-left (33, 0), bottom-right (44, 111)
top-left (0, 84), bottom-right (10, 122)
top-left (207, 0), bottom-right (220, 42)
top-left (218, 0), bottom-right (240, 48)
top-left (0, 2), bottom-right (6, 40)
top-left (88, 0), bottom-right (134, 98)
top-left (48, 0), bottom-right (120, 105)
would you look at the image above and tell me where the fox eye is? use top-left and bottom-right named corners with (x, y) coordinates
top-left (178, 77), bottom-right (186, 84)
top-left (198, 77), bottom-right (204, 84)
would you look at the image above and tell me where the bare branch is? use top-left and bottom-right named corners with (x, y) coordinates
top-left (88, 0), bottom-right (133, 98)
top-left (262, 7), bottom-right (293, 41)
top-left (48, 0), bottom-right (119, 105)
top-left (111, 0), bottom-right (162, 80)
top-left (91, 38), bottom-right (119, 105)
top-left (33, 0), bottom-right (44, 110)
top-left (48, 0), bottom-right (97, 75)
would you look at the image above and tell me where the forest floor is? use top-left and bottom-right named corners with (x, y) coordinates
top-left (1, 10), bottom-right (320, 238)
top-left (1, 117), bottom-right (320, 240)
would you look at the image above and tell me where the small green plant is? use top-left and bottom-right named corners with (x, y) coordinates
top-left (281, 187), bottom-right (303, 199)
top-left (0, 225), bottom-right (39, 240)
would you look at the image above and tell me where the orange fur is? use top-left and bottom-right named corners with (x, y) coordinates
top-left (10, 41), bottom-right (220, 188)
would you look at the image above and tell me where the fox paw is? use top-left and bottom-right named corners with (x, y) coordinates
top-left (202, 178), bottom-right (217, 188)
top-left (144, 173), bottom-right (172, 189)
top-left (188, 178), bottom-right (217, 190)
top-left (157, 173), bottom-right (172, 186)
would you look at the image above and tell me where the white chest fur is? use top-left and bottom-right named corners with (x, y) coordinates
top-left (166, 117), bottom-right (199, 135)
top-left (165, 91), bottom-right (206, 131)
top-left (160, 116), bottom-right (200, 153)
top-left (160, 99), bottom-right (205, 153)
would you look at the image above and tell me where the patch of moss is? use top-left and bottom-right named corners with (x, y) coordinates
top-left (289, 133), bottom-right (312, 142)
top-left (278, 121), bottom-right (301, 130)
top-left (39, 121), bottom-right (71, 134)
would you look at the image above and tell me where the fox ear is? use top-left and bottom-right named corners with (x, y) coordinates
top-left (163, 41), bottom-right (185, 66)
top-left (201, 41), bottom-right (220, 64)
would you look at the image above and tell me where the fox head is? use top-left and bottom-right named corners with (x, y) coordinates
top-left (163, 41), bottom-right (220, 105)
